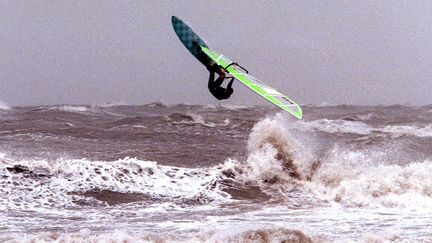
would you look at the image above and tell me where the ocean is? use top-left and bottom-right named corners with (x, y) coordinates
top-left (1, 103), bottom-right (431, 242)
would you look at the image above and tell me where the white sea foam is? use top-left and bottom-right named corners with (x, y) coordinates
top-left (169, 112), bottom-right (219, 127)
top-left (306, 154), bottom-right (432, 208)
top-left (189, 113), bottom-right (216, 127)
top-left (187, 114), bottom-right (230, 127)
top-left (0, 157), bottom-right (230, 211)
top-left (42, 105), bottom-right (89, 113)
top-left (356, 112), bottom-right (374, 121)
top-left (58, 105), bottom-right (88, 112)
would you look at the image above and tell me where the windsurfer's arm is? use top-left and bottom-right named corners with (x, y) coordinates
top-left (208, 71), bottom-right (215, 90)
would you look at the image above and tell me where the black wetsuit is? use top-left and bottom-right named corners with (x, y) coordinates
top-left (208, 71), bottom-right (234, 100)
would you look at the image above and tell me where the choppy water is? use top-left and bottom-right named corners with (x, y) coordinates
top-left (1, 103), bottom-right (432, 242)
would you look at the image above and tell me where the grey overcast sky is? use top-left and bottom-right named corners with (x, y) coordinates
top-left (1, 1), bottom-right (432, 106)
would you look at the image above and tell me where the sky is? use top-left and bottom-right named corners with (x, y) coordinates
top-left (1, 1), bottom-right (432, 106)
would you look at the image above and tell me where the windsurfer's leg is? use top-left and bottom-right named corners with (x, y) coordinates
top-left (227, 79), bottom-right (234, 89)
top-left (214, 76), bottom-right (225, 87)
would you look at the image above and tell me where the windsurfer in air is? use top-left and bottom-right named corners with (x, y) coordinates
top-left (207, 65), bottom-right (234, 100)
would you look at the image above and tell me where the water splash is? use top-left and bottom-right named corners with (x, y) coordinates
top-left (221, 113), bottom-right (432, 208)
top-left (0, 100), bottom-right (10, 110)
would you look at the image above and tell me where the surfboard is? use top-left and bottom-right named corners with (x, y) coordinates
top-left (171, 16), bottom-right (302, 119)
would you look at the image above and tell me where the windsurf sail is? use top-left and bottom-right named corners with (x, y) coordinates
top-left (201, 46), bottom-right (303, 119)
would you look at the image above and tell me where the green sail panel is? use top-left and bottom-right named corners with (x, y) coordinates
top-left (201, 46), bottom-right (303, 119)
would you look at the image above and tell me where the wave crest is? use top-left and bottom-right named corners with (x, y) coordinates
top-left (216, 114), bottom-right (320, 199)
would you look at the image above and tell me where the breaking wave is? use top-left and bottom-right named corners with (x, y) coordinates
top-left (216, 113), bottom-right (432, 208)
